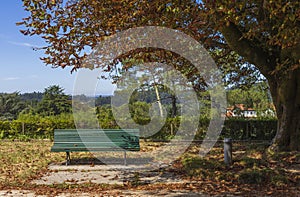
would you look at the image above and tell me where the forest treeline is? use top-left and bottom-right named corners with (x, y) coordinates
top-left (0, 82), bottom-right (275, 121)
top-left (0, 83), bottom-right (277, 140)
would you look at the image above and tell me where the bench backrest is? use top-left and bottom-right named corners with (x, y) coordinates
top-left (51, 129), bottom-right (140, 152)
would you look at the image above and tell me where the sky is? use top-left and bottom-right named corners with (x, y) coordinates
top-left (0, 0), bottom-right (114, 95)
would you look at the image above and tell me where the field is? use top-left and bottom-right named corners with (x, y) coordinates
top-left (0, 140), bottom-right (300, 196)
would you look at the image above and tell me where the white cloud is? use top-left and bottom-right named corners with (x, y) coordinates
top-left (8, 41), bottom-right (42, 48)
top-left (1, 75), bottom-right (40, 81)
top-left (2, 77), bottom-right (20, 81)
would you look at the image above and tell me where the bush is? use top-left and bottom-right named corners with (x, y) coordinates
top-left (0, 114), bottom-right (75, 140)
top-left (221, 118), bottom-right (277, 140)
top-left (0, 111), bottom-right (277, 141)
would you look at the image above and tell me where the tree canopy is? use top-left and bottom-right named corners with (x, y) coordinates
top-left (0, 93), bottom-right (25, 120)
top-left (19, 0), bottom-right (300, 150)
top-left (35, 85), bottom-right (71, 116)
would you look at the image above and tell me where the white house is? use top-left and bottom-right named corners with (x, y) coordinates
top-left (226, 104), bottom-right (257, 118)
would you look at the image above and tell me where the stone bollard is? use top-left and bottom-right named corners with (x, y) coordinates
top-left (224, 138), bottom-right (233, 166)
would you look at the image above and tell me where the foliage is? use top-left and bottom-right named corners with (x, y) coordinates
top-left (17, 0), bottom-right (299, 80)
top-left (18, 0), bottom-right (300, 150)
top-left (0, 92), bottom-right (26, 120)
top-left (202, 1), bottom-right (300, 76)
top-left (221, 118), bottom-right (277, 140)
top-left (35, 85), bottom-right (72, 116)
top-left (202, 1), bottom-right (300, 150)
top-left (20, 91), bottom-right (43, 101)
top-left (95, 95), bottom-right (112, 106)
top-left (0, 112), bottom-right (277, 142)
top-left (129, 101), bottom-right (151, 125)
top-left (96, 105), bottom-right (118, 129)
top-left (227, 82), bottom-right (272, 110)
top-left (0, 113), bottom-right (75, 140)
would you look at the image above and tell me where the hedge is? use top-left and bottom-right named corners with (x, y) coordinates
top-left (0, 115), bottom-right (277, 141)
top-left (0, 115), bottom-right (75, 140)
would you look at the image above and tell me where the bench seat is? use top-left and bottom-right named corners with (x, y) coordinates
top-left (51, 129), bottom-right (140, 165)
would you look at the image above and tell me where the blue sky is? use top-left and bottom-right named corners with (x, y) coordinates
top-left (0, 0), bottom-right (114, 95)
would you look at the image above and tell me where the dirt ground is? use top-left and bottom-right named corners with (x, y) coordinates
top-left (2, 144), bottom-right (299, 196)
top-left (32, 161), bottom-right (204, 196)
top-left (0, 160), bottom-right (212, 197)
top-left (1, 189), bottom-right (231, 197)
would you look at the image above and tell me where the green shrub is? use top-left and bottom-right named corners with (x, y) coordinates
top-left (0, 113), bottom-right (75, 140)
top-left (0, 111), bottom-right (277, 141)
top-left (221, 119), bottom-right (277, 140)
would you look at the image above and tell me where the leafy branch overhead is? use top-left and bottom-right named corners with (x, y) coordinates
top-left (18, 1), bottom-right (299, 73)
top-left (19, 0), bottom-right (300, 151)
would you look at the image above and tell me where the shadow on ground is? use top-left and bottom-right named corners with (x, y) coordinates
top-left (59, 157), bottom-right (154, 166)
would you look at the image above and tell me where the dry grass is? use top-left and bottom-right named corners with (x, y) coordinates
top-left (0, 140), bottom-right (61, 187)
top-left (0, 140), bottom-right (162, 188)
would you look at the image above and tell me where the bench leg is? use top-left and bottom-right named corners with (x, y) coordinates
top-left (124, 151), bottom-right (127, 166)
top-left (66, 152), bottom-right (71, 166)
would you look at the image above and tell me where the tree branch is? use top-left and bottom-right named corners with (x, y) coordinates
top-left (219, 22), bottom-right (272, 77)
top-left (281, 43), bottom-right (300, 64)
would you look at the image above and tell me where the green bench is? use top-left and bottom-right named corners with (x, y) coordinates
top-left (51, 129), bottom-right (140, 165)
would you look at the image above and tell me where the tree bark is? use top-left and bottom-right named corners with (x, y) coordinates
top-left (171, 94), bottom-right (177, 118)
top-left (154, 84), bottom-right (164, 117)
top-left (268, 69), bottom-right (300, 151)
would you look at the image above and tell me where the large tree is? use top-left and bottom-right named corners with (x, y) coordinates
top-left (19, 0), bottom-right (299, 150)
top-left (36, 85), bottom-right (71, 116)
top-left (204, 1), bottom-right (300, 151)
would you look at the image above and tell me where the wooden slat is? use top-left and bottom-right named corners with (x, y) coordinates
top-left (51, 129), bottom-right (140, 152)
top-left (51, 147), bottom-right (140, 152)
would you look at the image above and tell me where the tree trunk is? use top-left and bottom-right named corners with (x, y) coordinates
top-left (268, 69), bottom-right (300, 151)
top-left (218, 19), bottom-right (300, 151)
top-left (171, 94), bottom-right (177, 118)
top-left (154, 84), bottom-right (164, 117)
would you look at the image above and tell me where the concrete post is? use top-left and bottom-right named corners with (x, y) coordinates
top-left (224, 138), bottom-right (233, 166)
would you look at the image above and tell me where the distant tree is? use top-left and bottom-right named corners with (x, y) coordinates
top-left (0, 92), bottom-right (25, 120)
top-left (36, 85), bottom-right (71, 116)
top-left (20, 91), bottom-right (43, 101)
top-left (227, 82), bottom-right (273, 116)
top-left (130, 101), bottom-right (151, 125)
top-left (20, 91), bottom-right (43, 114)
top-left (95, 96), bottom-right (112, 106)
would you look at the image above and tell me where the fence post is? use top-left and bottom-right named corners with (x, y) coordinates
top-left (224, 138), bottom-right (233, 166)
